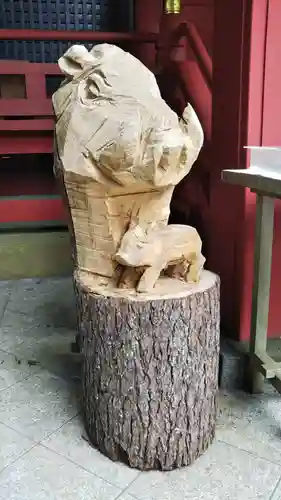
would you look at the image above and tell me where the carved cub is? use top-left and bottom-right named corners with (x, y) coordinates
top-left (115, 223), bottom-right (205, 293)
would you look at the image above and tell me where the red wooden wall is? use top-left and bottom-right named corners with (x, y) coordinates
top-left (208, 0), bottom-right (281, 341)
top-left (238, 0), bottom-right (281, 340)
top-left (209, 0), bottom-right (252, 339)
top-left (137, 0), bottom-right (281, 341)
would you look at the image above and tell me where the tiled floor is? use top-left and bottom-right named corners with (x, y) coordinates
top-left (0, 277), bottom-right (281, 499)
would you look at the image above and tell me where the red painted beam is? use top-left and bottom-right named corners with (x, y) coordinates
top-left (209, 0), bottom-right (252, 339)
top-left (0, 120), bottom-right (54, 132)
top-left (176, 61), bottom-right (212, 141)
top-left (0, 29), bottom-right (157, 43)
top-left (172, 23), bottom-right (212, 88)
top-left (0, 136), bottom-right (53, 155)
top-left (0, 61), bottom-right (61, 75)
top-left (0, 197), bottom-right (66, 224)
top-left (183, 23), bottom-right (212, 88)
top-left (0, 99), bottom-right (53, 116)
top-left (134, 0), bottom-right (162, 70)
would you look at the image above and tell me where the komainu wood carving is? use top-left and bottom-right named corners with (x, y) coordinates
top-left (52, 43), bottom-right (204, 292)
top-left (53, 43), bottom-right (220, 471)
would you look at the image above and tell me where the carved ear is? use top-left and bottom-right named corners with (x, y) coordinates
top-left (58, 45), bottom-right (95, 79)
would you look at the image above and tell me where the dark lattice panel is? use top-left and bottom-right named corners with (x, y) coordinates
top-left (0, 0), bottom-right (134, 62)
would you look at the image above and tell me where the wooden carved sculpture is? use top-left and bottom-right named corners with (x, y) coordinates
top-left (52, 43), bottom-right (204, 293)
top-left (53, 44), bottom-right (220, 472)
top-left (116, 219), bottom-right (205, 292)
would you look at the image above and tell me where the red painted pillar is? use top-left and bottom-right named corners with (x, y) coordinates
top-left (157, 13), bottom-right (186, 68)
top-left (211, 0), bottom-right (281, 342)
top-left (237, 0), bottom-right (268, 342)
top-left (134, 0), bottom-right (162, 70)
top-left (209, 0), bottom-right (252, 337)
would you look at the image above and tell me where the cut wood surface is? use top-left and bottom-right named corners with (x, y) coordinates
top-left (75, 269), bottom-right (220, 470)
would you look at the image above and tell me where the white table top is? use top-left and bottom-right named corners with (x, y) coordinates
top-left (222, 167), bottom-right (281, 197)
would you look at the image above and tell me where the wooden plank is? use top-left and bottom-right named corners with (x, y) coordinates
top-left (248, 194), bottom-right (275, 392)
top-left (0, 61), bottom-right (62, 75)
top-left (270, 374), bottom-right (281, 394)
top-left (253, 351), bottom-right (281, 378)
top-left (0, 230), bottom-right (72, 280)
top-left (0, 197), bottom-right (66, 224)
top-left (0, 136), bottom-right (53, 154)
top-left (262, 0), bottom-right (281, 145)
top-left (0, 119), bottom-right (54, 132)
top-left (0, 29), bottom-right (157, 43)
top-left (209, 0), bottom-right (251, 339)
top-left (222, 169), bottom-right (281, 198)
top-left (247, 0), bottom-right (269, 146)
top-left (0, 99), bottom-right (53, 116)
top-left (0, 221), bottom-right (67, 230)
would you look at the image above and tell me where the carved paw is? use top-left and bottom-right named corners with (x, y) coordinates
top-left (118, 267), bottom-right (145, 290)
top-left (136, 265), bottom-right (163, 293)
top-left (186, 255), bottom-right (205, 283)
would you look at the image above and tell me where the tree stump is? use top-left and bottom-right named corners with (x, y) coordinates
top-left (75, 269), bottom-right (220, 471)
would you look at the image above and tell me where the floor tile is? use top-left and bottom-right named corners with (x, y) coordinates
top-left (0, 369), bottom-right (79, 441)
top-left (270, 479), bottom-right (281, 500)
top-left (117, 495), bottom-right (137, 500)
top-left (43, 415), bottom-right (139, 489)
top-left (13, 277), bottom-right (73, 294)
top-left (217, 390), bottom-right (281, 464)
top-left (0, 280), bottom-right (15, 319)
top-left (3, 325), bottom-right (80, 382)
top-left (7, 277), bottom-right (76, 330)
top-left (8, 277), bottom-right (72, 299)
top-left (127, 441), bottom-right (281, 500)
top-left (0, 295), bottom-right (9, 323)
top-left (0, 445), bottom-right (121, 500)
top-left (0, 309), bottom-right (38, 350)
top-left (0, 280), bottom-right (15, 291)
top-left (0, 350), bottom-right (39, 391)
top-left (0, 422), bottom-right (34, 471)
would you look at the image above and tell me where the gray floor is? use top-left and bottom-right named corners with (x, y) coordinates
top-left (0, 277), bottom-right (281, 500)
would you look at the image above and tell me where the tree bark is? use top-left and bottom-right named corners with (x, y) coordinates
top-left (75, 269), bottom-right (220, 471)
